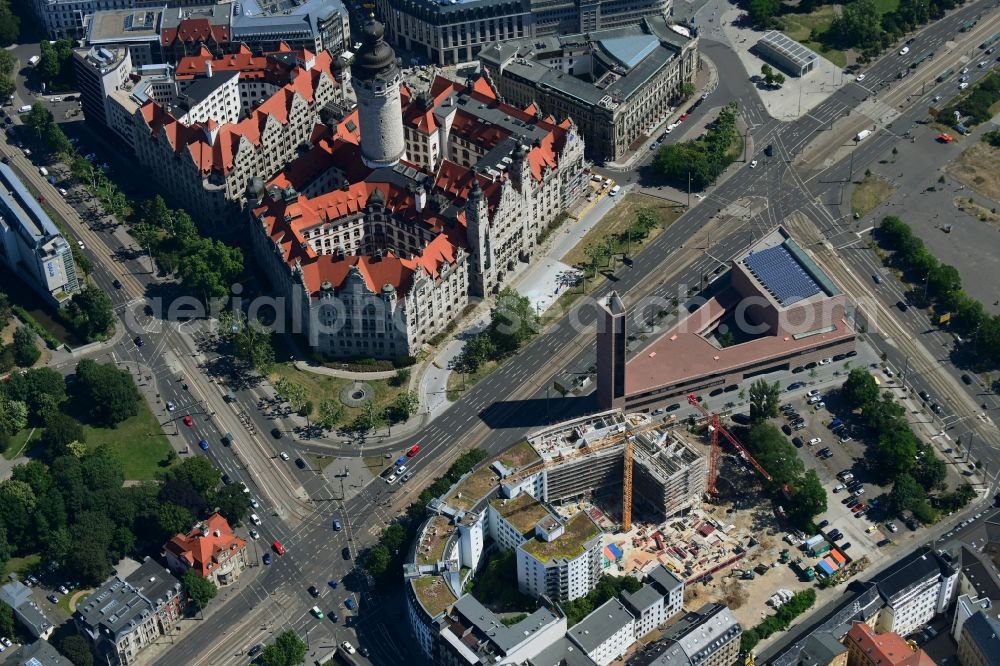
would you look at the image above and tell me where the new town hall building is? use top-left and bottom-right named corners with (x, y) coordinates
top-left (248, 17), bottom-right (587, 359)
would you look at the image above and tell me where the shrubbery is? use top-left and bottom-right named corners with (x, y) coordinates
top-left (741, 588), bottom-right (816, 652)
top-left (942, 72), bottom-right (1000, 128)
top-left (653, 102), bottom-right (740, 190)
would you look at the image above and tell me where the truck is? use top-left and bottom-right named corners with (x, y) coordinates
top-left (855, 129), bottom-right (873, 142)
top-left (791, 558), bottom-right (816, 581)
top-left (802, 534), bottom-right (824, 551)
top-left (779, 549), bottom-right (790, 563)
top-left (809, 541), bottom-right (832, 557)
top-left (28, 55), bottom-right (40, 66)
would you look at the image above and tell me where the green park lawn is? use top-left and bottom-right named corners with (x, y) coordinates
top-left (2, 428), bottom-right (36, 460)
top-left (80, 400), bottom-right (175, 480)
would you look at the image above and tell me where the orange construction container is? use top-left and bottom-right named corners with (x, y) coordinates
top-left (830, 550), bottom-right (847, 566)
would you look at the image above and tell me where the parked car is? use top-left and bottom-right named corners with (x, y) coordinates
top-left (345, 598), bottom-right (357, 611)
top-left (333, 518), bottom-right (342, 531)
top-left (308, 585), bottom-right (320, 597)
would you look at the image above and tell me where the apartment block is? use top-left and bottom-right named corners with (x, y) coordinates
top-left (73, 558), bottom-right (183, 666)
top-left (629, 604), bottom-right (742, 666)
top-left (517, 512), bottom-right (603, 602)
top-left (958, 611), bottom-right (1000, 666)
top-left (875, 550), bottom-right (958, 637)
top-left (844, 622), bottom-right (935, 666)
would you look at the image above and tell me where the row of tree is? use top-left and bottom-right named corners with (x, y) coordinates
top-left (841, 369), bottom-right (974, 522)
top-left (743, 379), bottom-right (828, 530)
top-left (652, 102), bottom-right (741, 191)
top-left (0, 0), bottom-right (18, 48)
top-left (581, 208), bottom-right (663, 278)
top-left (740, 588), bottom-right (816, 652)
top-left (876, 215), bottom-right (1000, 368)
top-left (35, 38), bottom-right (76, 93)
top-left (943, 72), bottom-right (1000, 128)
top-left (455, 287), bottom-right (542, 375)
top-left (0, 50), bottom-right (15, 103)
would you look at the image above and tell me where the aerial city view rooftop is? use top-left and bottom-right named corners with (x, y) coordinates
top-left (1, 0), bottom-right (1000, 662)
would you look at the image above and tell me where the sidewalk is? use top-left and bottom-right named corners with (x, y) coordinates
top-left (291, 360), bottom-right (398, 380)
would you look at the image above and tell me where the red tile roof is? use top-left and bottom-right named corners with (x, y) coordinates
top-left (846, 623), bottom-right (936, 666)
top-left (163, 513), bottom-right (246, 579)
top-left (138, 49), bottom-right (338, 177)
top-left (161, 18), bottom-right (230, 48)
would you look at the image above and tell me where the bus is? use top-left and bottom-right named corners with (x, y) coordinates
top-left (981, 31), bottom-right (1000, 49)
top-left (960, 18), bottom-right (978, 32)
top-left (937, 68), bottom-right (954, 82)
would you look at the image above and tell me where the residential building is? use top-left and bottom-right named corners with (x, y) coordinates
top-left (844, 622), bottom-right (935, 666)
top-left (249, 17), bottom-right (586, 360)
top-left (630, 604), bottom-right (742, 666)
top-left (528, 637), bottom-right (600, 666)
top-left (376, 0), bottom-right (674, 66)
top-left (954, 595), bottom-right (994, 644)
top-left (162, 513), bottom-right (249, 586)
top-left (158, 4), bottom-right (232, 62)
top-left (73, 558), bottom-right (183, 666)
top-left (0, 164), bottom-right (80, 306)
top-left (479, 18), bottom-right (698, 163)
top-left (82, 7), bottom-right (165, 66)
top-left (624, 567), bottom-right (684, 638)
top-left (874, 549), bottom-right (958, 637)
top-left (794, 633), bottom-right (849, 666)
top-left (568, 598), bottom-right (636, 665)
top-left (517, 512), bottom-right (603, 602)
top-left (957, 611), bottom-right (1000, 666)
top-left (0, 639), bottom-right (68, 665)
top-left (597, 227), bottom-right (856, 412)
top-left (436, 595), bottom-right (566, 665)
top-left (230, 0), bottom-right (349, 56)
top-left (0, 582), bottom-right (53, 640)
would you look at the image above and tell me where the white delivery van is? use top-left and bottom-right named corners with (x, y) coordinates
top-left (855, 129), bottom-right (873, 142)
top-left (38, 167), bottom-right (48, 177)
top-left (18, 105), bottom-right (32, 114)
top-left (610, 185), bottom-right (621, 196)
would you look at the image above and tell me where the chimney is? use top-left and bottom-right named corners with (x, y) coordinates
top-left (213, 530), bottom-right (221, 537)
top-left (205, 60), bottom-right (213, 77)
top-left (415, 185), bottom-right (427, 212)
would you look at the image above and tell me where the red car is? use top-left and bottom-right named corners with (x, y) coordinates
top-left (678, 113), bottom-right (689, 122)
top-left (272, 540), bottom-right (286, 555)
top-left (407, 444), bottom-right (421, 457)
top-left (183, 415), bottom-right (193, 427)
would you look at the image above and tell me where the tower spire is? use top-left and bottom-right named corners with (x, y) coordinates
top-left (351, 15), bottom-right (405, 169)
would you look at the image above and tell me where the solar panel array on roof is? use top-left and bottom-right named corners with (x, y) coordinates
top-left (743, 244), bottom-right (822, 306)
top-left (760, 30), bottom-right (818, 67)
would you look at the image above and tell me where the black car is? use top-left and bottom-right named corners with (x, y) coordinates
top-left (665, 403), bottom-right (681, 412)
top-left (905, 518), bottom-right (919, 530)
top-left (781, 424), bottom-right (792, 435)
top-left (919, 390), bottom-right (930, 401)
top-left (787, 382), bottom-right (804, 391)
top-left (112, 278), bottom-right (122, 289)
top-left (295, 457), bottom-right (306, 469)
top-left (897, 300), bottom-right (909, 312)
top-left (829, 530), bottom-right (842, 541)
top-left (931, 403), bottom-right (943, 414)
top-left (308, 585), bottom-right (320, 597)
top-left (221, 473), bottom-right (231, 484)
top-left (841, 542), bottom-right (853, 550)
top-left (792, 437), bottom-right (804, 448)
top-left (732, 413), bottom-right (751, 425)
top-left (271, 427), bottom-right (283, 439)
top-left (359, 647), bottom-right (370, 658)
top-left (134, 335), bottom-right (143, 346)
top-left (817, 519), bottom-right (829, 529)
top-left (248, 645), bottom-right (263, 657)
top-left (342, 547), bottom-right (351, 560)
top-left (962, 374), bottom-right (973, 385)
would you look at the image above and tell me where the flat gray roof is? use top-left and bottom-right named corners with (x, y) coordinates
top-left (647, 565), bottom-right (684, 595)
top-left (86, 9), bottom-right (163, 44)
top-left (758, 31), bottom-right (818, 69)
top-left (623, 584), bottom-right (664, 614)
top-left (0, 163), bottom-right (61, 242)
top-left (449, 595), bottom-right (561, 653)
top-left (528, 636), bottom-right (599, 666)
top-left (567, 598), bottom-right (634, 653)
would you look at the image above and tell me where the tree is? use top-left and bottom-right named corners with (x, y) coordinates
top-left (489, 287), bottom-right (540, 356)
top-left (887, 473), bottom-right (926, 516)
top-left (0, 292), bottom-right (10, 328)
top-left (772, 73), bottom-right (786, 87)
top-left (788, 470), bottom-right (827, 529)
top-left (58, 635), bottom-right (94, 666)
top-left (0, 0), bottom-right (20, 47)
top-left (5, 367), bottom-right (67, 423)
top-left (158, 479), bottom-right (207, 518)
top-left (386, 390), bottom-right (419, 423)
top-left (273, 631), bottom-right (307, 665)
top-left (182, 571), bottom-right (218, 611)
top-left (65, 285), bottom-right (115, 341)
top-left (842, 368), bottom-right (880, 409)
top-left (748, 379), bottom-right (780, 424)
top-left (875, 427), bottom-right (918, 478)
top-left (0, 395), bottom-right (28, 436)
top-left (0, 602), bottom-right (13, 645)
top-left (455, 332), bottom-right (496, 374)
top-left (316, 399), bottom-right (345, 430)
top-left (274, 378), bottom-right (308, 416)
top-left (11, 325), bottom-right (40, 368)
top-left (761, 63), bottom-right (775, 86)
top-left (167, 456), bottom-right (221, 496)
top-left (212, 484), bottom-right (249, 525)
top-left (389, 368), bottom-right (411, 387)
top-left (38, 410), bottom-right (85, 461)
top-left (748, 0), bottom-right (781, 27)
top-left (156, 502), bottom-right (194, 538)
top-left (912, 449), bottom-right (947, 490)
top-left (177, 238), bottom-right (243, 304)
top-left (362, 544), bottom-right (391, 578)
top-left (745, 423), bottom-right (804, 487)
top-left (74, 359), bottom-right (140, 427)
top-left (220, 310), bottom-right (274, 373)
top-left (831, 0), bottom-right (883, 47)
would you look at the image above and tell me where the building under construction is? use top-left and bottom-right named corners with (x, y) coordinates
top-left (504, 411), bottom-right (709, 526)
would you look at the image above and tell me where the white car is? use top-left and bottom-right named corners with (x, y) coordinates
top-left (899, 46), bottom-right (910, 55)
top-left (341, 641), bottom-right (357, 655)
top-left (887, 522), bottom-right (898, 533)
top-left (250, 498), bottom-right (259, 508)
top-left (959, 82), bottom-right (969, 90)
top-left (809, 437), bottom-right (822, 446)
top-left (58, 187), bottom-right (68, 196)
top-left (396, 465), bottom-right (407, 475)
top-left (979, 60), bottom-right (989, 68)
top-left (249, 528), bottom-right (259, 539)
top-left (49, 96), bottom-right (61, 103)
top-left (76, 240), bottom-right (85, 250)
top-left (818, 357), bottom-right (832, 365)
top-left (856, 73), bottom-right (866, 82)
top-left (808, 394), bottom-right (823, 404)
top-left (386, 474), bottom-right (397, 484)
top-left (279, 451), bottom-right (290, 460)
top-left (749, 160), bottom-right (758, 168)
top-left (806, 389), bottom-right (821, 398)
top-left (0, 638), bottom-right (11, 648)
top-left (166, 401), bottom-right (175, 411)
